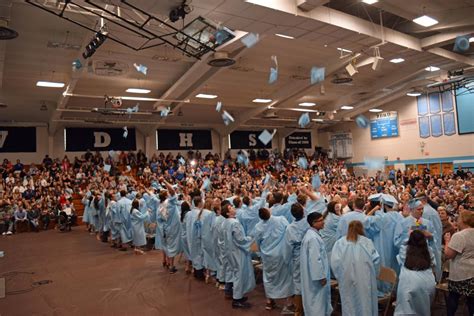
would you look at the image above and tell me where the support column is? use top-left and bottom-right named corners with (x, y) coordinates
top-left (48, 135), bottom-right (54, 158)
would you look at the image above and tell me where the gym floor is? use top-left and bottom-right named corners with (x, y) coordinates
top-left (0, 229), bottom-right (463, 316)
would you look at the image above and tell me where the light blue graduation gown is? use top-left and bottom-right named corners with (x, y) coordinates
top-left (224, 218), bottom-right (255, 300)
top-left (271, 193), bottom-right (297, 223)
top-left (300, 228), bottom-right (333, 316)
top-left (306, 192), bottom-right (327, 214)
top-left (394, 245), bottom-right (436, 316)
top-left (285, 218), bottom-right (310, 295)
top-left (180, 213), bottom-right (191, 260)
top-left (394, 215), bottom-right (436, 259)
top-left (156, 195), bottom-right (181, 257)
top-left (103, 199), bottom-right (113, 233)
top-left (253, 216), bottom-right (293, 299)
top-left (319, 212), bottom-right (340, 261)
top-left (236, 191), bottom-right (268, 236)
top-left (422, 204), bottom-right (442, 281)
top-left (116, 197), bottom-right (132, 243)
top-left (331, 236), bottom-right (380, 316)
top-left (130, 208), bottom-right (149, 247)
top-left (201, 210), bottom-right (217, 271)
top-left (97, 195), bottom-right (106, 232)
top-left (109, 201), bottom-right (120, 240)
top-left (214, 215), bottom-right (226, 282)
top-left (336, 210), bottom-right (366, 238)
top-left (185, 208), bottom-right (209, 270)
top-left (146, 194), bottom-right (163, 250)
top-left (82, 195), bottom-right (92, 224)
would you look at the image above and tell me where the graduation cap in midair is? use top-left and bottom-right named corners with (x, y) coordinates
top-left (160, 107), bottom-right (171, 117)
top-left (216, 101), bottom-right (222, 113)
top-left (310, 66), bottom-right (325, 85)
top-left (104, 164), bottom-right (111, 173)
top-left (241, 33), bottom-right (260, 48)
top-left (453, 35), bottom-right (470, 53)
top-left (222, 110), bottom-right (234, 126)
top-left (123, 126), bottom-right (128, 138)
top-left (72, 59), bottom-right (82, 71)
top-left (263, 173), bottom-right (271, 185)
top-left (133, 63), bottom-right (148, 75)
top-left (297, 156), bottom-right (309, 169)
top-left (258, 129), bottom-right (276, 146)
top-left (127, 104), bottom-right (139, 114)
top-left (364, 157), bottom-right (385, 171)
top-left (408, 198), bottom-right (423, 210)
top-left (355, 114), bottom-right (370, 128)
top-left (268, 55), bottom-right (278, 84)
top-left (201, 178), bottom-right (211, 191)
top-left (178, 157), bottom-right (186, 165)
top-left (312, 174), bottom-right (322, 190)
top-left (298, 112), bottom-right (311, 128)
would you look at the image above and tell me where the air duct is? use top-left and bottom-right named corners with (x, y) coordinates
top-left (296, 0), bottom-right (330, 12)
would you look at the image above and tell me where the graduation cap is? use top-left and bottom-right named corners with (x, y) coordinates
top-left (380, 194), bottom-right (398, 208)
top-left (241, 33), bottom-right (260, 48)
top-left (179, 157), bottom-right (186, 165)
top-left (72, 59), bottom-right (82, 71)
top-left (133, 63), bottom-right (148, 75)
top-left (222, 110), bottom-right (234, 126)
top-left (312, 174), bottom-right (322, 190)
top-left (408, 198), bottom-right (423, 210)
top-left (215, 29), bottom-right (229, 45)
top-left (123, 126), bottom-right (128, 138)
top-left (310, 66), bottom-right (325, 85)
top-left (268, 55), bottom-right (278, 84)
top-left (160, 107), bottom-right (171, 117)
top-left (150, 181), bottom-right (162, 191)
top-left (355, 114), bottom-right (370, 128)
top-left (298, 112), bottom-right (311, 128)
top-left (297, 156), bottom-right (308, 169)
top-left (453, 35), bottom-right (470, 53)
top-left (216, 101), bottom-right (222, 113)
top-left (258, 129), bottom-right (274, 146)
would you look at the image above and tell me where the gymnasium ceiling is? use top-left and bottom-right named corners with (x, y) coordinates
top-left (0, 0), bottom-right (473, 136)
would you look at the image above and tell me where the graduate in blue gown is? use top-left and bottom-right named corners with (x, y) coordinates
top-left (270, 191), bottom-right (297, 223)
top-left (336, 197), bottom-right (367, 238)
top-left (394, 230), bottom-right (436, 316)
top-left (253, 207), bottom-right (294, 312)
top-left (286, 202), bottom-right (310, 316)
top-left (81, 192), bottom-right (92, 229)
top-left (394, 199), bottom-right (437, 274)
top-left (179, 201), bottom-right (192, 274)
top-left (211, 198), bottom-right (226, 287)
top-left (130, 199), bottom-right (149, 254)
top-left (319, 201), bottom-right (341, 262)
top-left (419, 194), bottom-right (442, 281)
top-left (185, 195), bottom-right (209, 280)
top-left (116, 190), bottom-right (133, 250)
top-left (155, 178), bottom-right (181, 273)
top-left (300, 212), bottom-right (333, 316)
top-left (201, 198), bottom-right (217, 281)
top-left (221, 202), bottom-right (255, 309)
top-left (236, 188), bottom-right (269, 236)
top-left (331, 220), bottom-right (381, 316)
top-left (145, 191), bottom-right (162, 252)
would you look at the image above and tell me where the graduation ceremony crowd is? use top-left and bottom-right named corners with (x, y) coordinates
top-left (1, 148), bottom-right (473, 316)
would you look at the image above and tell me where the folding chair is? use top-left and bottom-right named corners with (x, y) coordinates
top-left (377, 266), bottom-right (397, 316)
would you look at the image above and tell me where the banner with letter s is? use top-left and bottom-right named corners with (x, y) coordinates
top-left (65, 128), bottom-right (136, 151)
top-left (230, 130), bottom-right (271, 149)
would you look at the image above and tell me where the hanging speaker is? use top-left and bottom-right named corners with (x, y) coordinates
top-left (453, 35), bottom-right (470, 53)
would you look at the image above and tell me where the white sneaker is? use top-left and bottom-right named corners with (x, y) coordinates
top-left (6, 231), bottom-right (12, 235)
top-left (2, 232), bottom-right (6, 235)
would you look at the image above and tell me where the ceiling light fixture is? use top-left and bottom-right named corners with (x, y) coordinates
top-left (413, 15), bottom-right (438, 27)
top-left (126, 88), bottom-right (151, 94)
top-left (341, 105), bottom-right (354, 110)
top-left (369, 108), bottom-right (383, 113)
top-left (407, 91), bottom-right (422, 97)
top-left (362, 0), bottom-right (378, 4)
top-left (390, 58), bottom-right (405, 63)
top-left (281, 108), bottom-right (320, 113)
top-left (425, 66), bottom-right (440, 72)
top-left (337, 47), bottom-right (353, 53)
top-left (196, 93), bottom-right (218, 99)
top-left (252, 98), bottom-right (272, 103)
top-left (36, 81), bottom-right (65, 88)
top-left (298, 102), bottom-right (316, 107)
top-left (275, 33), bottom-right (294, 39)
top-left (312, 118), bottom-right (324, 122)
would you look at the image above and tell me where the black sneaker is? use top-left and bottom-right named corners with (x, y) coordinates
top-left (169, 267), bottom-right (178, 274)
top-left (232, 300), bottom-right (251, 309)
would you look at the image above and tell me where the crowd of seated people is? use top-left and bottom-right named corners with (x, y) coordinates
top-left (1, 148), bottom-right (473, 314)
